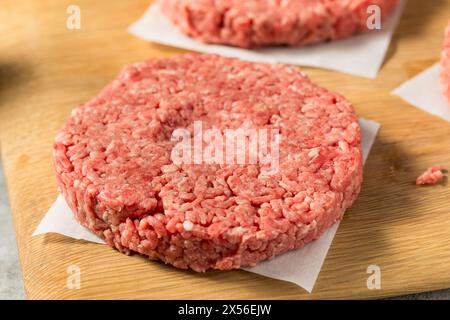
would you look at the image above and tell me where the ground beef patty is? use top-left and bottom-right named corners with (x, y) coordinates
top-left (54, 54), bottom-right (363, 271)
top-left (441, 21), bottom-right (450, 104)
top-left (159, 0), bottom-right (399, 48)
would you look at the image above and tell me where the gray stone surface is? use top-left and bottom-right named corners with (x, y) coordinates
top-left (0, 159), bottom-right (25, 300)
top-left (0, 160), bottom-right (448, 300)
top-left (389, 289), bottom-right (450, 300)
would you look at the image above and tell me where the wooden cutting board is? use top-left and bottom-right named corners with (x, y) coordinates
top-left (1, 0), bottom-right (450, 300)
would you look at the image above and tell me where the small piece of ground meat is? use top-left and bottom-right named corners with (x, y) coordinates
top-left (416, 166), bottom-right (446, 186)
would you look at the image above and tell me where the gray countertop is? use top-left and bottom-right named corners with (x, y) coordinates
top-left (0, 160), bottom-right (447, 300)
top-left (0, 160), bottom-right (25, 300)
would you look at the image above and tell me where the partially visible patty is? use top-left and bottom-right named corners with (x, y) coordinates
top-left (441, 21), bottom-right (450, 104)
top-left (159, 0), bottom-right (399, 48)
top-left (54, 54), bottom-right (363, 272)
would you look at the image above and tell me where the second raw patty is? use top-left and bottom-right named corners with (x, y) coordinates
top-left (159, 0), bottom-right (400, 48)
top-left (441, 21), bottom-right (450, 104)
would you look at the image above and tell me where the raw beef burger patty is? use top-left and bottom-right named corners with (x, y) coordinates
top-left (159, 0), bottom-right (399, 48)
top-left (441, 21), bottom-right (450, 104)
top-left (54, 54), bottom-right (363, 271)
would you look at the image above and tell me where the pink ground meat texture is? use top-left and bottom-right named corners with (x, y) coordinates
top-left (159, 0), bottom-right (399, 48)
top-left (54, 54), bottom-right (363, 272)
top-left (416, 166), bottom-right (446, 186)
top-left (441, 21), bottom-right (450, 104)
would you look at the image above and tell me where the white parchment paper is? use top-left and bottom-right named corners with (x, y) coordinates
top-left (128, 1), bottom-right (406, 78)
top-left (393, 64), bottom-right (450, 122)
top-left (33, 118), bottom-right (380, 293)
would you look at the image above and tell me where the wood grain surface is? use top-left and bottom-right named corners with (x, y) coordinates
top-left (1, 0), bottom-right (450, 300)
